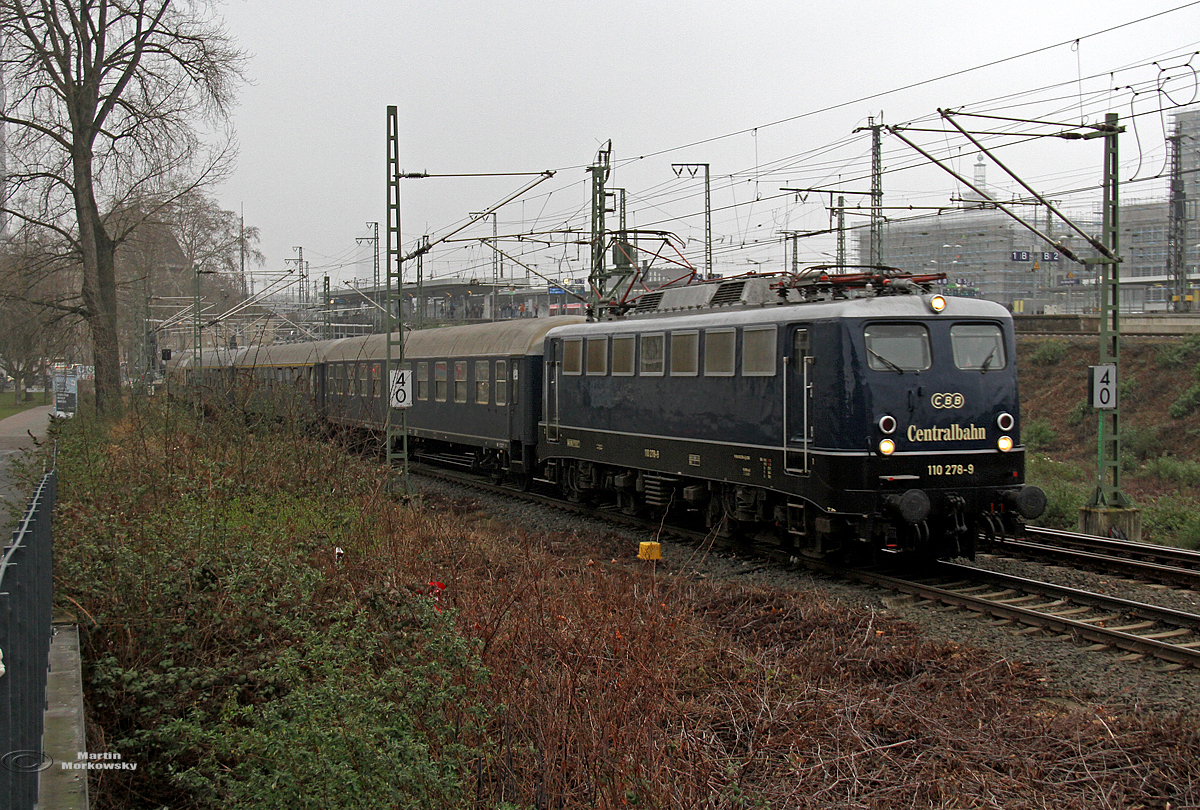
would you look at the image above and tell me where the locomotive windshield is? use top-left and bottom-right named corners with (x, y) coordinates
top-left (863, 324), bottom-right (931, 372)
top-left (950, 323), bottom-right (1006, 372)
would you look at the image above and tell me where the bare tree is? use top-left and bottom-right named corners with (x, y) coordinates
top-left (0, 0), bottom-right (246, 416)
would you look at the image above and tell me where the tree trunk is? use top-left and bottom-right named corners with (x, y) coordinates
top-left (73, 143), bottom-right (122, 418)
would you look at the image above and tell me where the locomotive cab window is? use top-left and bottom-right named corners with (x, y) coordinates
top-left (951, 324), bottom-right (1006, 371)
top-left (864, 324), bottom-right (931, 372)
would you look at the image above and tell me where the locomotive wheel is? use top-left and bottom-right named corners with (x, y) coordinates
top-left (561, 463), bottom-right (585, 503)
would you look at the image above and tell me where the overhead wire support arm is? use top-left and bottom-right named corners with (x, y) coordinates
top-left (937, 109), bottom-right (1121, 262)
top-left (885, 123), bottom-right (1087, 266)
top-left (399, 170), bottom-right (556, 263)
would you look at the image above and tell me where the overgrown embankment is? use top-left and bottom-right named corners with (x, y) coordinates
top-left (47, 400), bottom-right (1200, 809)
top-left (1018, 335), bottom-right (1200, 546)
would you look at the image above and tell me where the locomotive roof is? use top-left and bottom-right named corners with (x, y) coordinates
top-left (549, 293), bottom-right (1011, 336)
top-left (318, 315), bottom-right (588, 363)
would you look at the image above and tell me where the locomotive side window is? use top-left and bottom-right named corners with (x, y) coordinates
top-left (640, 333), bottom-right (664, 376)
top-left (454, 361), bottom-right (468, 403)
top-left (742, 326), bottom-right (777, 376)
top-left (864, 324), bottom-right (931, 372)
top-left (495, 360), bottom-right (507, 406)
top-left (704, 329), bottom-right (735, 376)
top-left (671, 332), bottom-right (699, 375)
top-left (434, 361), bottom-right (447, 402)
top-left (951, 324), bottom-right (1006, 371)
top-left (611, 334), bottom-right (635, 375)
top-left (586, 337), bottom-right (608, 375)
top-left (476, 360), bottom-right (490, 404)
top-left (563, 338), bottom-right (583, 375)
top-left (416, 362), bottom-right (429, 401)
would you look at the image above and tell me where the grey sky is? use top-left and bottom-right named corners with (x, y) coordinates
top-left (213, 0), bottom-right (1200, 291)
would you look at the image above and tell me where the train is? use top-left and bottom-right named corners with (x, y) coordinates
top-left (168, 270), bottom-right (1046, 562)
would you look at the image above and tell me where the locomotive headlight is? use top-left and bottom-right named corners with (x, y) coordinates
top-left (997, 435), bottom-right (1014, 452)
top-left (928, 294), bottom-right (947, 313)
top-left (996, 412), bottom-right (1015, 432)
top-left (878, 414), bottom-right (897, 434)
top-left (878, 438), bottom-right (896, 455)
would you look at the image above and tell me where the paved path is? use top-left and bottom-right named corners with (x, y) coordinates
top-left (0, 405), bottom-right (54, 520)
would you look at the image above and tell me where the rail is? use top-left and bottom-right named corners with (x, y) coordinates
top-left (0, 471), bottom-right (58, 810)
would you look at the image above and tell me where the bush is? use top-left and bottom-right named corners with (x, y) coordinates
top-left (1025, 455), bottom-right (1089, 530)
top-left (1022, 419), bottom-right (1058, 451)
top-left (51, 401), bottom-right (488, 809)
top-left (1154, 335), bottom-right (1200, 368)
top-left (1169, 380), bottom-right (1200, 419)
top-left (1028, 339), bottom-right (1069, 366)
top-left (1141, 456), bottom-right (1200, 487)
top-left (1139, 493), bottom-right (1200, 549)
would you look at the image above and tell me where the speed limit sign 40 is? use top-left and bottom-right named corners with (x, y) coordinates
top-left (1089, 364), bottom-right (1117, 410)
top-left (389, 369), bottom-right (413, 409)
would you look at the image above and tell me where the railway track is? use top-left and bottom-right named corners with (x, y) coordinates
top-left (409, 462), bottom-right (1200, 670)
top-left (988, 526), bottom-right (1200, 590)
top-left (842, 562), bottom-right (1200, 670)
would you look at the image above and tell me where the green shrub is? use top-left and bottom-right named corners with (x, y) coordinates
top-left (1154, 335), bottom-right (1200, 368)
top-left (1139, 493), bottom-right (1200, 550)
top-left (1028, 339), bottom-right (1069, 366)
top-left (1024, 456), bottom-right (1090, 530)
top-left (1066, 399), bottom-right (1092, 428)
top-left (1140, 456), bottom-right (1200, 487)
top-left (1022, 419), bottom-right (1058, 451)
top-left (1121, 423), bottom-right (1164, 467)
top-left (1170, 380), bottom-right (1200, 419)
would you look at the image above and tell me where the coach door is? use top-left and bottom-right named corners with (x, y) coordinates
top-left (784, 327), bottom-right (812, 474)
top-left (545, 344), bottom-right (561, 443)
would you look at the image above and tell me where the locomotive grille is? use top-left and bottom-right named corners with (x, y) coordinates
top-left (634, 292), bottom-right (665, 312)
top-left (709, 280), bottom-right (747, 307)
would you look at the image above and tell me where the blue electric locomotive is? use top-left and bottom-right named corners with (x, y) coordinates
top-left (538, 274), bottom-right (1044, 560)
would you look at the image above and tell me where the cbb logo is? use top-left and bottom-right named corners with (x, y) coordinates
top-left (930, 393), bottom-right (965, 409)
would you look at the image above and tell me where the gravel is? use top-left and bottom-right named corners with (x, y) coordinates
top-left (414, 474), bottom-right (1200, 720)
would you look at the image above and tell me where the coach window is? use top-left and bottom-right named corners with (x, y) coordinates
top-left (476, 360), bottom-right (490, 404)
top-left (612, 334), bottom-right (635, 376)
top-left (563, 337), bottom-right (583, 375)
top-left (586, 337), bottom-right (608, 375)
top-left (372, 362), bottom-right (382, 399)
top-left (742, 326), bottom-right (778, 376)
top-left (704, 329), bottom-right (735, 376)
top-left (416, 361), bottom-right (429, 400)
top-left (864, 323), bottom-right (931, 372)
top-left (454, 361), bottom-right (468, 403)
top-left (511, 361), bottom-right (519, 405)
top-left (434, 361), bottom-right (448, 402)
top-left (640, 333), bottom-right (664, 376)
top-left (671, 331), bottom-right (699, 376)
top-left (950, 324), bottom-right (1006, 371)
top-left (495, 361), bottom-right (508, 405)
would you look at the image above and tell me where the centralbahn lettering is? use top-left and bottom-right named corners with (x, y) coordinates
top-left (907, 424), bottom-right (987, 442)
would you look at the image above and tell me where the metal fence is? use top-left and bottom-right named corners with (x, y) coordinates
top-left (0, 471), bottom-right (58, 810)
